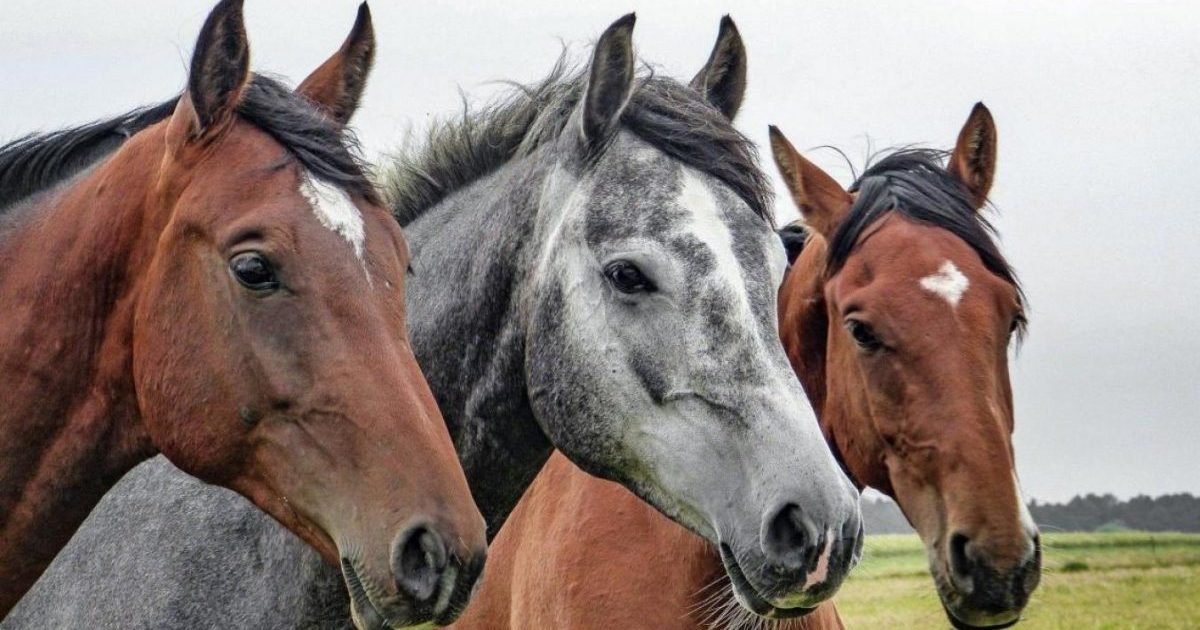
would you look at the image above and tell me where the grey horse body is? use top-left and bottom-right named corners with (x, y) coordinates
top-left (8, 18), bottom-right (862, 628)
top-left (4, 458), bottom-right (344, 629)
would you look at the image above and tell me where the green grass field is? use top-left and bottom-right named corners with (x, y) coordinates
top-left (835, 532), bottom-right (1200, 629)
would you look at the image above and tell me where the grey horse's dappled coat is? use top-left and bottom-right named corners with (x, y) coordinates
top-left (7, 15), bottom-right (861, 628)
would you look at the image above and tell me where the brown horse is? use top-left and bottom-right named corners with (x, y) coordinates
top-left (0, 2), bottom-right (486, 626)
top-left (452, 104), bottom-right (1039, 630)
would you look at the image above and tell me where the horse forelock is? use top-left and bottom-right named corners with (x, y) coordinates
top-left (830, 148), bottom-right (1027, 337)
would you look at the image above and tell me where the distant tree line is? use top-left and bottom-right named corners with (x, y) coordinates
top-left (861, 493), bottom-right (1200, 534)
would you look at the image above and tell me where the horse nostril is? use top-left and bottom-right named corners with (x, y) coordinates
top-left (763, 503), bottom-right (817, 572)
top-left (392, 524), bottom-right (448, 603)
top-left (844, 516), bottom-right (866, 565)
top-left (948, 531), bottom-right (975, 593)
top-left (1018, 533), bottom-right (1044, 599)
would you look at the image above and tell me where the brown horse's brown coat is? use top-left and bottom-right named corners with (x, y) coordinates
top-left (451, 105), bottom-right (1036, 629)
top-left (0, 2), bottom-right (485, 619)
top-left (454, 452), bottom-right (845, 630)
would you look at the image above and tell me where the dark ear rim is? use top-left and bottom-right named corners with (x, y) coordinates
top-left (581, 13), bottom-right (637, 147)
top-left (296, 2), bottom-right (376, 126)
top-left (689, 15), bottom-right (747, 120)
top-left (948, 101), bottom-right (998, 210)
top-left (768, 125), bottom-right (852, 238)
top-left (186, 0), bottom-right (250, 135)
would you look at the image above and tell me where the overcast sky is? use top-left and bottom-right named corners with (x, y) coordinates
top-left (3, 1), bottom-right (1197, 503)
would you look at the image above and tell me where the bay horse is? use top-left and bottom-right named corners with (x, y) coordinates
top-left (0, 2), bottom-right (486, 627)
top-left (450, 105), bottom-right (1041, 630)
top-left (6, 14), bottom-right (862, 628)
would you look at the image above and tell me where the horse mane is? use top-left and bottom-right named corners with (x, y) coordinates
top-left (829, 148), bottom-right (1027, 335)
top-left (382, 55), bottom-right (772, 227)
top-left (778, 221), bottom-right (809, 266)
top-left (0, 100), bottom-right (176, 211)
top-left (0, 74), bottom-right (376, 215)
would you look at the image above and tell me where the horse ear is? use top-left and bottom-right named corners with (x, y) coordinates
top-left (948, 102), bottom-right (997, 210)
top-left (581, 13), bottom-right (637, 147)
top-left (173, 0), bottom-right (250, 143)
top-left (768, 125), bottom-right (852, 238)
top-left (297, 2), bottom-right (376, 126)
top-left (689, 15), bottom-right (747, 120)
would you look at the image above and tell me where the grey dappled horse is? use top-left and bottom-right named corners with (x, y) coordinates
top-left (7, 15), bottom-right (861, 628)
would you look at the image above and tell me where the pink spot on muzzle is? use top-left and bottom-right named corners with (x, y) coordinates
top-left (803, 532), bottom-right (834, 590)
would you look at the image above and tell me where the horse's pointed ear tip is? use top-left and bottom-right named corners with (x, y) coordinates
top-left (201, 0), bottom-right (246, 40)
top-left (719, 15), bottom-right (739, 32)
top-left (767, 125), bottom-right (790, 148)
top-left (970, 101), bottom-right (993, 120)
top-left (215, 0), bottom-right (245, 15)
top-left (354, 3), bottom-right (375, 38)
top-left (613, 12), bottom-right (636, 30)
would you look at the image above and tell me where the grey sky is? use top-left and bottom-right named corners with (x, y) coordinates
top-left (3, 1), bottom-right (1197, 502)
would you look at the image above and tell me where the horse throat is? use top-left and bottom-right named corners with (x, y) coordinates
top-left (402, 160), bottom-right (559, 539)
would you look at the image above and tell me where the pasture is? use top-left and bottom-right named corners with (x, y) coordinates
top-left (836, 532), bottom-right (1200, 629)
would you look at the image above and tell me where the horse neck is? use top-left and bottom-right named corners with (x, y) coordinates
top-left (0, 129), bottom-right (166, 611)
top-left (402, 152), bottom-right (558, 538)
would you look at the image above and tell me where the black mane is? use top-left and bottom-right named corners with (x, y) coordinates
top-left (828, 148), bottom-right (1026, 329)
top-left (778, 221), bottom-right (809, 266)
top-left (0, 100), bottom-right (176, 210)
top-left (0, 74), bottom-right (375, 214)
top-left (383, 58), bottom-right (772, 226)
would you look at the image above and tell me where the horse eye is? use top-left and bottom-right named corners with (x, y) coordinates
top-left (846, 319), bottom-right (884, 352)
top-left (604, 260), bottom-right (656, 294)
top-left (229, 252), bottom-right (279, 292)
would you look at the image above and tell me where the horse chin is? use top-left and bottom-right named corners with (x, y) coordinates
top-left (343, 557), bottom-right (433, 630)
top-left (941, 603), bottom-right (1021, 630)
top-left (343, 557), bottom-right (390, 630)
top-left (342, 556), bottom-right (469, 630)
top-left (718, 544), bottom-right (817, 620)
top-left (931, 564), bottom-right (1021, 630)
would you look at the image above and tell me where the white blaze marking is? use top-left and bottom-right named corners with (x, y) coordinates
top-left (920, 260), bottom-right (969, 307)
top-left (679, 170), bottom-right (754, 322)
top-left (300, 175), bottom-right (366, 262)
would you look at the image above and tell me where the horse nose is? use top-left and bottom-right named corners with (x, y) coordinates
top-left (947, 530), bottom-right (1042, 612)
top-left (762, 503), bottom-right (822, 574)
top-left (391, 521), bottom-right (488, 622)
top-left (761, 501), bottom-right (863, 594)
top-left (392, 522), bottom-right (449, 604)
